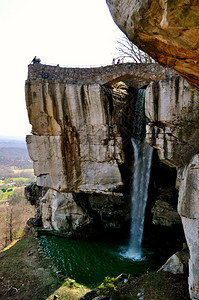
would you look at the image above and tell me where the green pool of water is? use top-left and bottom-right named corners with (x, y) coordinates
top-left (39, 235), bottom-right (160, 285)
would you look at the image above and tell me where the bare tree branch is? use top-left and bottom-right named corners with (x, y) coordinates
top-left (114, 35), bottom-right (155, 63)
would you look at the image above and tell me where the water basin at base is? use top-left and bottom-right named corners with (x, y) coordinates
top-left (39, 235), bottom-right (159, 285)
top-left (119, 245), bottom-right (146, 262)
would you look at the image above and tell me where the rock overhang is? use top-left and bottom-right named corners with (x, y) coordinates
top-left (106, 0), bottom-right (199, 91)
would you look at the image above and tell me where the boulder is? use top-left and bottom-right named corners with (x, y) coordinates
top-left (24, 182), bottom-right (48, 227)
top-left (159, 244), bottom-right (189, 274)
top-left (40, 189), bottom-right (90, 234)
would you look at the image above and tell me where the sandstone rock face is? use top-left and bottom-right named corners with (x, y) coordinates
top-left (145, 76), bottom-right (199, 167)
top-left (105, 7), bottom-right (199, 296)
top-left (40, 190), bottom-right (90, 234)
top-left (25, 78), bottom-right (139, 234)
top-left (106, 0), bottom-right (199, 91)
top-left (26, 82), bottom-right (124, 194)
top-left (178, 155), bottom-right (199, 299)
top-left (25, 67), bottom-right (193, 295)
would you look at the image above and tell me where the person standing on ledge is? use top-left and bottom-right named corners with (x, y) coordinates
top-left (112, 58), bottom-right (115, 65)
top-left (31, 56), bottom-right (41, 64)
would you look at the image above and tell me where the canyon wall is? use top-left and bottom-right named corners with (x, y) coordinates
top-left (25, 75), bottom-right (139, 236)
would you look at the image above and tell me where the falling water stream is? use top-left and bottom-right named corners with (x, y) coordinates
top-left (126, 140), bottom-right (153, 260)
top-left (124, 89), bottom-right (153, 260)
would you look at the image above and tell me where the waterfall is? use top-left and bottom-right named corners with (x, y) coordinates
top-left (125, 89), bottom-right (153, 260)
top-left (127, 140), bottom-right (153, 260)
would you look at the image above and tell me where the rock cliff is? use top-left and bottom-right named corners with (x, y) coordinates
top-left (25, 66), bottom-right (199, 298)
top-left (145, 76), bottom-right (199, 298)
top-left (145, 76), bottom-right (199, 167)
top-left (25, 66), bottom-right (187, 248)
top-left (25, 74), bottom-right (142, 236)
top-left (25, 64), bottom-right (178, 238)
top-left (106, 1), bottom-right (199, 297)
top-left (106, 0), bottom-right (199, 91)
top-left (25, 63), bottom-right (181, 238)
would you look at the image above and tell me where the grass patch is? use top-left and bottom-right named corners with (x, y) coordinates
top-left (0, 232), bottom-right (90, 300)
top-left (10, 177), bottom-right (30, 181)
top-left (46, 280), bottom-right (90, 300)
top-left (106, 271), bottom-right (190, 300)
top-left (0, 190), bottom-right (14, 200)
top-left (11, 168), bottom-right (34, 174)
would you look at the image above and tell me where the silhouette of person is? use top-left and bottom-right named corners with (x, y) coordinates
top-left (32, 56), bottom-right (41, 64)
top-left (112, 58), bottom-right (115, 65)
top-left (32, 56), bottom-right (37, 64)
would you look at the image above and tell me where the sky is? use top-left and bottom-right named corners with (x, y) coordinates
top-left (0, 0), bottom-right (124, 139)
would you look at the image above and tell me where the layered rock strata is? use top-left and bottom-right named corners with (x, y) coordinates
top-left (106, 0), bottom-right (199, 91)
top-left (26, 83), bottom-right (123, 193)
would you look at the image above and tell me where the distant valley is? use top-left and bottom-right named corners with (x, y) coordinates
top-left (0, 137), bottom-right (32, 170)
top-left (0, 137), bottom-right (34, 250)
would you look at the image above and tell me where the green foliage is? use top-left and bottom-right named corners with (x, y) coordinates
top-left (63, 278), bottom-right (77, 288)
top-left (97, 276), bottom-right (117, 298)
top-left (0, 190), bottom-right (14, 200)
top-left (183, 85), bottom-right (198, 106)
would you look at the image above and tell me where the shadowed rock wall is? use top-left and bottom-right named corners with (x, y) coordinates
top-left (145, 76), bottom-right (199, 299)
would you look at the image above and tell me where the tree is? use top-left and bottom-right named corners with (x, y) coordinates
top-left (0, 192), bottom-right (34, 250)
top-left (115, 35), bottom-right (154, 63)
